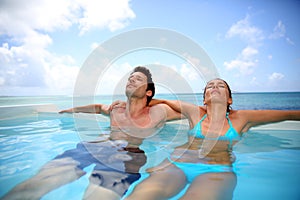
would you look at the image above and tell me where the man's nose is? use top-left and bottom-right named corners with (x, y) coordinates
top-left (129, 77), bottom-right (135, 82)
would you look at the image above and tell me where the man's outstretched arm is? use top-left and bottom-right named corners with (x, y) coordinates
top-left (59, 104), bottom-right (111, 115)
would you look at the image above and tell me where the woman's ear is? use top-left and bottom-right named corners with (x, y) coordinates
top-left (228, 98), bottom-right (232, 105)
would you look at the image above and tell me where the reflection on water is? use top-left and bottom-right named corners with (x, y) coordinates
top-left (235, 129), bottom-right (300, 153)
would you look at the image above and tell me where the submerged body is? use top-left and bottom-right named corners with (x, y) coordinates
top-left (2, 67), bottom-right (181, 200)
top-left (1, 121), bottom-right (154, 200)
top-left (124, 78), bottom-right (300, 200)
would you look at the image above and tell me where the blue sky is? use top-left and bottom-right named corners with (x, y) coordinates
top-left (0, 0), bottom-right (299, 96)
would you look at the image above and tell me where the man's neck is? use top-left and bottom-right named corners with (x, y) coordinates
top-left (126, 97), bottom-right (148, 118)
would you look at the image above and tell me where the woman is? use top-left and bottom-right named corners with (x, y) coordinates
top-left (123, 78), bottom-right (300, 200)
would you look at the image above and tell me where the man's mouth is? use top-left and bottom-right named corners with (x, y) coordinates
top-left (126, 84), bottom-right (135, 88)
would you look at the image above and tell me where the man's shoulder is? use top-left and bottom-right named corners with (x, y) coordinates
top-left (148, 104), bottom-right (168, 115)
top-left (149, 103), bottom-right (166, 110)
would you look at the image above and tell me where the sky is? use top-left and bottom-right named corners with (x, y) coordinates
top-left (0, 0), bottom-right (299, 96)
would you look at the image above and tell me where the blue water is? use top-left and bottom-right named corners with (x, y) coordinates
top-left (0, 92), bottom-right (300, 199)
top-left (1, 92), bottom-right (300, 110)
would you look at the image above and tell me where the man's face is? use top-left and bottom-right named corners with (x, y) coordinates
top-left (125, 72), bottom-right (149, 98)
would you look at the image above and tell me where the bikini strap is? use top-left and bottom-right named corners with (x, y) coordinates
top-left (225, 112), bottom-right (239, 147)
top-left (225, 112), bottom-right (234, 128)
top-left (201, 113), bottom-right (232, 128)
top-left (191, 114), bottom-right (206, 134)
top-left (199, 114), bottom-right (207, 123)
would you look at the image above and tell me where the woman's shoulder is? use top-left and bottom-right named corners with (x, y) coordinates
top-left (228, 110), bottom-right (249, 120)
top-left (229, 109), bottom-right (250, 115)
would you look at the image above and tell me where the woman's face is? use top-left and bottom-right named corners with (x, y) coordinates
top-left (203, 79), bottom-right (232, 106)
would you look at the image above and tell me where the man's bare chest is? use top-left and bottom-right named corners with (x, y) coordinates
top-left (110, 109), bottom-right (153, 128)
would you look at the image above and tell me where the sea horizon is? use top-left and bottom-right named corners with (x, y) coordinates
top-left (1, 90), bottom-right (300, 97)
top-left (1, 92), bottom-right (300, 111)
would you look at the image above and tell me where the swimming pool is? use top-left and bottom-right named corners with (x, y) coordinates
top-left (0, 100), bottom-right (300, 199)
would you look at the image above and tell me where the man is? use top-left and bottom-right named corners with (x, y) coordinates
top-left (3, 66), bottom-right (181, 200)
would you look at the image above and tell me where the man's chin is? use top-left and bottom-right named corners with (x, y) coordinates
top-left (125, 90), bottom-right (134, 98)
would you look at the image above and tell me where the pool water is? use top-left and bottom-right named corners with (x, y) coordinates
top-left (0, 115), bottom-right (80, 199)
top-left (0, 109), bottom-right (300, 199)
top-left (233, 129), bottom-right (300, 200)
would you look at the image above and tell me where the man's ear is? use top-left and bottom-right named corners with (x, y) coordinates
top-left (146, 90), bottom-right (152, 97)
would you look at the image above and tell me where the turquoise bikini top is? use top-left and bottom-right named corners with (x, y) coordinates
top-left (188, 113), bottom-right (241, 141)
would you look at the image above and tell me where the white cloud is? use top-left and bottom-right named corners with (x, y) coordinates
top-left (241, 46), bottom-right (258, 59)
top-left (250, 77), bottom-right (258, 85)
top-left (225, 15), bottom-right (264, 44)
top-left (268, 72), bottom-right (284, 81)
top-left (0, 41), bottom-right (80, 94)
top-left (44, 55), bottom-right (80, 91)
top-left (96, 62), bottom-right (133, 94)
top-left (94, 63), bottom-right (203, 95)
top-left (286, 37), bottom-right (295, 45)
top-left (269, 21), bottom-right (285, 39)
top-left (0, 0), bottom-right (135, 95)
top-left (150, 64), bottom-right (201, 94)
top-left (269, 21), bottom-right (294, 45)
top-left (78, 0), bottom-right (135, 35)
top-left (180, 64), bottom-right (199, 81)
top-left (182, 52), bottom-right (219, 81)
top-left (0, 0), bottom-right (77, 37)
top-left (0, 0), bottom-right (134, 37)
top-left (91, 42), bottom-right (100, 51)
top-left (268, 55), bottom-right (273, 60)
top-left (0, 77), bottom-right (5, 86)
top-left (0, 42), bottom-right (48, 87)
top-left (224, 46), bottom-right (258, 75)
top-left (224, 16), bottom-right (263, 76)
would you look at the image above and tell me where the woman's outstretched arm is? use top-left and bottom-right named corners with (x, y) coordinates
top-left (238, 110), bottom-right (300, 129)
top-left (149, 99), bottom-right (203, 117)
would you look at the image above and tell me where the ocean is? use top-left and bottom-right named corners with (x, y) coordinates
top-left (1, 92), bottom-right (300, 110)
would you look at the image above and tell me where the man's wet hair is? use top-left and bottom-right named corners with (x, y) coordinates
top-left (132, 66), bottom-right (155, 105)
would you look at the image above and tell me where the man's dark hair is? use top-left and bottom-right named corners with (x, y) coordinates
top-left (132, 66), bottom-right (155, 105)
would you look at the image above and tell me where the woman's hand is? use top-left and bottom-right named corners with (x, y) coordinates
top-left (58, 109), bottom-right (73, 114)
top-left (110, 100), bottom-right (126, 110)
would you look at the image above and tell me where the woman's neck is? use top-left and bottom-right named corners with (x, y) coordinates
top-left (205, 104), bottom-right (228, 133)
top-left (206, 104), bottom-right (227, 120)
